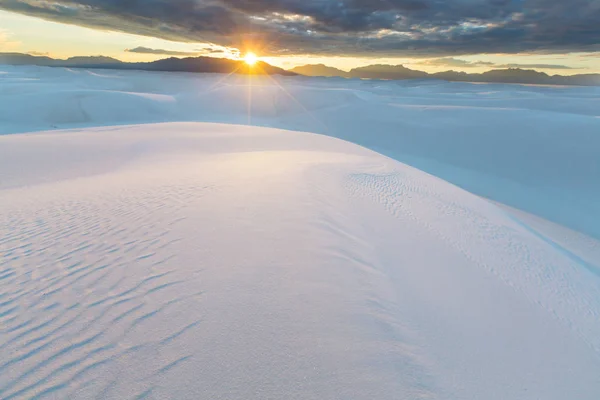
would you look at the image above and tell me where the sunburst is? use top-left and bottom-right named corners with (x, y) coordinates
top-left (244, 52), bottom-right (258, 66)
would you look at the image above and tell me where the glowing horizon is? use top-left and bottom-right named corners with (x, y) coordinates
top-left (0, 10), bottom-right (598, 75)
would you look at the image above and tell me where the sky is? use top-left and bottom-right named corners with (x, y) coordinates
top-left (0, 0), bottom-right (599, 74)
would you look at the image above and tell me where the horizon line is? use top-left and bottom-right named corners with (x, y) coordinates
top-left (1, 51), bottom-right (595, 78)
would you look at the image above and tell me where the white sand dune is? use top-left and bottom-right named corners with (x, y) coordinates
top-left (1, 67), bottom-right (600, 399)
top-left (2, 66), bottom-right (599, 239)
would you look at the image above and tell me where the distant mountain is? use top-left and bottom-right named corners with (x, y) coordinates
top-left (0, 53), bottom-right (120, 66)
top-left (348, 64), bottom-right (429, 80)
top-left (430, 70), bottom-right (471, 82)
top-left (0, 53), bottom-right (295, 76)
top-left (289, 64), bottom-right (350, 78)
top-left (432, 68), bottom-right (600, 86)
top-left (128, 57), bottom-right (293, 75)
top-left (290, 63), bottom-right (429, 80)
top-left (563, 74), bottom-right (600, 86)
top-left (426, 68), bottom-right (554, 84)
top-left (63, 56), bottom-right (121, 65)
top-left (3, 53), bottom-right (599, 85)
top-left (0, 53), bottom-right (57, 66)
top-left (291, 62), bottom-right (600, 86)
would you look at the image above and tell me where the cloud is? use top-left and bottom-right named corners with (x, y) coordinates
top-left (418, 57), bottom-right (582, 70)
top-left (498, 63), bottom-right (581, 70)
top-left (1, 0), bottom-right (599, 57)
top-left (124, 46), bottom-right (228, 56)
top-left (125, 46), bottom-right (203, 56)
top-left (0, 28), bottom-right (21, 50)
top-left (417, 58), bottom-right (495, 68)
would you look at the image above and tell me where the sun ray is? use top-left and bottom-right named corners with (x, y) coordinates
top-left (205, 64), bottom-right (242, 92)
top-left (247, 70), bottom-right (253, 124)
top-left (254, 63), bottom-right (328, 132)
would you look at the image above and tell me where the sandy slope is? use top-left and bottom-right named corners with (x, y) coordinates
top-left (1, 122), bottom-right (600, 399)
top-left (1, 66), bottom-right (599, 240)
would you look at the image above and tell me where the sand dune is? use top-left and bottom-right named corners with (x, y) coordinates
top-left (1, 67), bottom-right (600, 399)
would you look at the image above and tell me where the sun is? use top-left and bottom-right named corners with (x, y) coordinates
top-left (244, 52), bottom-right (258, 66)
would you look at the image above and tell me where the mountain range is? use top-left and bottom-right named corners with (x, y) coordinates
top-left (290, 63), bottom-right (600, 86)
top-left (1, 53), bottom-right (599, 86)
top-left (0, 53), bottom-right (295, 76)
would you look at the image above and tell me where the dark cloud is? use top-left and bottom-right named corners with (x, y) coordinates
top-left (1, 0), bottom-right (599, 56)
